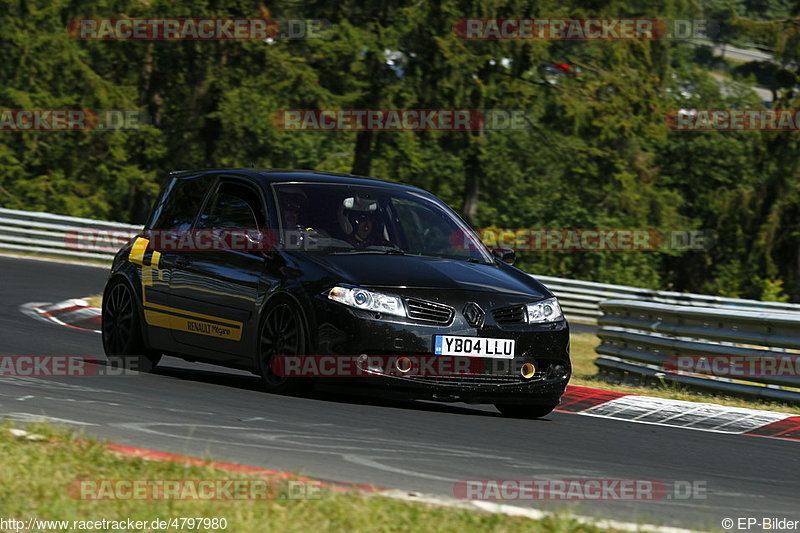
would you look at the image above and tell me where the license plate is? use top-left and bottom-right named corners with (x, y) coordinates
top-left (434, 335), bottom-right (515, 359)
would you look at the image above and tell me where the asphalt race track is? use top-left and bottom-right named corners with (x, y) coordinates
top-left (1, 255), bottom-right (798, 530)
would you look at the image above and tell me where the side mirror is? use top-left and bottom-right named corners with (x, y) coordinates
top-left (492, 247), bottom-right (516, 265)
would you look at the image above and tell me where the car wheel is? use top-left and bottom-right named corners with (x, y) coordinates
top-left (495, 403), bottom-right (557, 419)
top-left (102, 278), bottom-right (161, 372)
top-left (258, 299), bottom-right (309, 394)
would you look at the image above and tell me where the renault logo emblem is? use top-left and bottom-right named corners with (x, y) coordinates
top-left (463, 302), bottom-right (484, 328)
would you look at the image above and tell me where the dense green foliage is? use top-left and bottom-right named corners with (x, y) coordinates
top-left (1, 0), bottom-right (799, 300)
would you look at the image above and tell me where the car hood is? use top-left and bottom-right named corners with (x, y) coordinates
top-left (294, 253), bottom-right (550, 298)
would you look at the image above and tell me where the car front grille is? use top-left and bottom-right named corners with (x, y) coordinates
top-left (405, 298), bottom-right (454, 324)
top-left (492, 305), bottom-right (526, 325)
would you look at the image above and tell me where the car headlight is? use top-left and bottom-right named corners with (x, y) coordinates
top-left (525, 297), bottom-right (564, 323)
top-left (327, 286), bottom-right (406, 317)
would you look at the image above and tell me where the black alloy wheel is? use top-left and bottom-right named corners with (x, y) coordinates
top-left (258, 300), bottom-right (309, 393)
top-left (102, 279), bottom-right (161, 372)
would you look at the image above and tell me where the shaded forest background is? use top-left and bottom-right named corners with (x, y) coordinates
top-left (1, 0), bottom-right (799, 300)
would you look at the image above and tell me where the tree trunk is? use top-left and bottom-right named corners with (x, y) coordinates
top-left (351, 130), bottom-right (374, 176)
top-left (461, 130), bottom-right (484, 226)
top-left (350, 49), bottom-right (383, 177)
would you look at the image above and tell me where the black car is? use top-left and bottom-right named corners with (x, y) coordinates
top-left (102, 169), bottom-right (571, 418)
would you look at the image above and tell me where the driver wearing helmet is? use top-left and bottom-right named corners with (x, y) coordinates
top-left (338, 196), bottom-right (385, 248)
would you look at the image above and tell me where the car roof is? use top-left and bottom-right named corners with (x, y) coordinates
top-left (168, 168), bottom-right (430, 195)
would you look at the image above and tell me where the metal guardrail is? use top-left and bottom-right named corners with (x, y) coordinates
top-left (535, 275), bottom-right (800, 323)
top-left (0, 207), bottom-right (140, 261)
top-left (595, 299), bottom-right (800, 404)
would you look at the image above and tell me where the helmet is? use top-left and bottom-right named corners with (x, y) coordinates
top-left (338, 196), bottom-right (378, 236)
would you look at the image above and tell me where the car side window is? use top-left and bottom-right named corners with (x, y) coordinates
top-left (196, 182), bottom-right (265, 230)
top-left (149, 176), bottom-right (210, 230)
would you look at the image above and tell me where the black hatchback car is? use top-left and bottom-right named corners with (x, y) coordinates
top-left (102, 169), bottom-right (571, 418)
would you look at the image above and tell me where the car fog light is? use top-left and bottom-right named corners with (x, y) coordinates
top-left (520, 362), bottom-right (536, 379)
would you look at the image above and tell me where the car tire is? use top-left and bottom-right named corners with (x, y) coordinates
top-left (101, 278), bottom-right (162, 373)
top-left (257, 298), bottom-right (311, 394)
top-left (495, 403), bottom-right (557, 419)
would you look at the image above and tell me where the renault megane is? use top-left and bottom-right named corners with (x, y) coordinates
top-left (102, 169), bottom-right (571, 418)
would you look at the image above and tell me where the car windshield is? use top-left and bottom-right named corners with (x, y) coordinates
top-left (273, 182), bottom-right (493, 263)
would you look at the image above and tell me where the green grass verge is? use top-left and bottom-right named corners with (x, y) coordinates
top-left (570, 332), bottom-right (800, 415)
top-left (0, 423), bottom-right (610, 533)
top-left (85, 294), bottom-right (103, 308)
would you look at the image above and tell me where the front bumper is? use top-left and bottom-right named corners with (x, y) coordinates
top-left (310, 289), bottom-right (571, 404)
